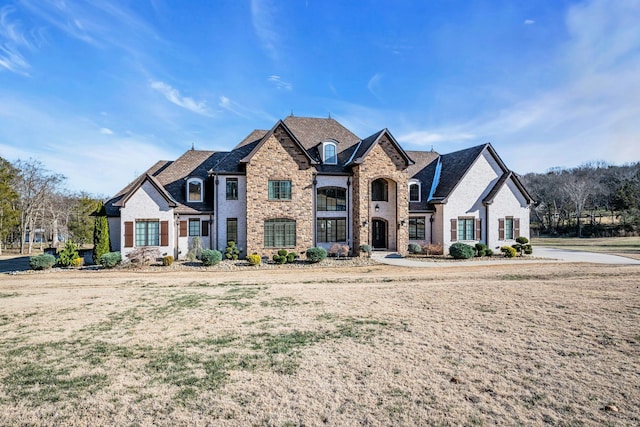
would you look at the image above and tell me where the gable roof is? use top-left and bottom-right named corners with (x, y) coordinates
top-left (346, 128), bottom-right (414, 167)
top-left (112, 173), bottom-right (178, 209)
top-left (239, 120), bottom-right (318, 165)
top-left (483, 171), bottom-right (533, 205)
top-left (429, 144), bottom-right (490, 202)
top-left (406, 150), bottom-right (440, 211)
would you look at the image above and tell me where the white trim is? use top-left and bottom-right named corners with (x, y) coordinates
top-left (409, 179), bottom-right (421, 202)
top-left (322, 140), bottom-right (338, 164)
top-left (186, 177), bottom-right (204, 202)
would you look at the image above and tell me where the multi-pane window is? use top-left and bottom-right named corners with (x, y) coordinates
top-left (409, 217), bottom-right (425, 240)
top-left (505, 217), bottom-right (514, 240)
top-left (371, 178), bottom-right (388, 201)
top-left (457, 218), bottom-right (475, 240)
top-left (268, 180), bottom-right (292, 200)
top-left (226, 178), bottom-right (238, 200)
top-left (264, 219), bottom-right (296, 247)
top-left (187, 179), bottom-right (202, 202)
top-left (135, 220), bottom-right (159, 246)
top-left (188, 219), bottom-right (200, 236)
top-left (227, 218), bottom-right (238, 244)
top-left (324, 143), bottom-right (337, 164)
top-left (317, 218), bottom-right (346, 243)
top-left (409, 183), bottom-right (420, 202)
top-left (317, 187), bottom-right (346, 211)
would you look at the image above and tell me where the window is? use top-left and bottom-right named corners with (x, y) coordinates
top-left (187, 178), bottom-right (203, 202)
top-left (226, 178), bottom-right (238, 200)
top-left (457, 218), bottom-right (475, 240)
top-left (505, 217), bottom-right (514, 240)
top-left (317, 218), bottom-right (346, 243)
top-left (409, 217), bottom-right (425, 240)
top-left (317, 187), bottom-right (346, 211)
top-left (268, 180), bottom-right (292, 200)
top-left (371, 178), bottom-right (388, 201)
top-left (188, 219), bottom-right (200, 236)
top-left (264, 219), bottom-right (296, 247)
top-left (409, 181), bottom-right (421, 202)
top-left (135, 220), bottom-right (159, 246)
top-left (323, 142), bottom-right (337, 164)
top-left (227, 218), bottom-right (238, 244)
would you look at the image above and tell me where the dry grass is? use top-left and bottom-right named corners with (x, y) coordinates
top-left (1, 263), bottom-right (639, 426)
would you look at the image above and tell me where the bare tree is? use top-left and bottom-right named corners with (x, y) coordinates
top-left (12, 159), bottom-right (65, 254)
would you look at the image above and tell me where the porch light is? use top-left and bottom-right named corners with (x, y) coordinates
top-left (363, 220), bottom-right (369, 227)
top-left (374, 204), bottom-right (380, 212)
top-left (400, 220), bottom-right (406, 227)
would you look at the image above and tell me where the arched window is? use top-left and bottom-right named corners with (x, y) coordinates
top-left (317, 187), bottom-right (346, 211)
top-left (409, 180), bottom-right (421, 202)
top-left (371, 178), bottom-right (388, 201)
top-left (322, 141), bottom-right (337, 164)
top-left (187, 178), bottom-right (203, 202)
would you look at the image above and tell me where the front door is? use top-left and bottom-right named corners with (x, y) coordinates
top-left (372, 219), bottom-right (387, 249)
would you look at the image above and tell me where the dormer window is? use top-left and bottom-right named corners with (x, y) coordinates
top-left (409, 179), bottom-right (421, 202)
top-left (322, 140), bottom-right (338, 164)
top-left (187, 178), bottom-right (203, 202)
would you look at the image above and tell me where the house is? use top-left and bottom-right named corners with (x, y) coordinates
top-left (105, 116), bottom-right (532, 259)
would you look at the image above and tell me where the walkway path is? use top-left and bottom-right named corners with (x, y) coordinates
top-left (371, 246), bottom-right (640, 268)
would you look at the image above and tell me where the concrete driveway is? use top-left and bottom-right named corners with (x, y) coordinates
top-left (371, 247), bottom-right (640, 268)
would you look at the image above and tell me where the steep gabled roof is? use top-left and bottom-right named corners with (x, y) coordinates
top-left (483, 171), bottom-right (534, 205)
top-left (112, 173), bottom-right (178, 209)
top-left (234, 129), bottom-right (268, 149)
top-left (346, 128), bottom-right (414, 167)
top-left (239, 120), bottom-right (318, 165)
top-left (406, 150), bottom-right (440, 211)
top-left (429, 144), bottom-right (491, 202)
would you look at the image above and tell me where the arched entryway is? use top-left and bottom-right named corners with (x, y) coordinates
top-left (372, 218), bottom-right (387, 249)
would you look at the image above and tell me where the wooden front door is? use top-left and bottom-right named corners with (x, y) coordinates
top-left (372, 219), bottom-right (387, 249)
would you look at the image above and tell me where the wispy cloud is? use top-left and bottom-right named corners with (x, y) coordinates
top-left (150, 80), bottom-right (212, 116)
top-left (219, 95), bottom-right (277, 122)
top-left (251, 0), bottom-right (280, 60)
top-left (398, 130), bottom-right (476, 147)
top-left (267, 75), bottom-right (292, 91)
top-left (524, 19), bottom-right (535, 25)
top-left (99, 127), bottom-right (113, 135)
top-left (0, 5), bottom-right (35, 75)
top-left (367, 73), bottom-right (383, 99)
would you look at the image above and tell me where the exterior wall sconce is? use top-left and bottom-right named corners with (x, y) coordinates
top-left (363, 220), bottom-right (369, 227)
top-left (400, 220), bottom-right (406, 226)
top-left (374, 204), bottom-right (380, 212)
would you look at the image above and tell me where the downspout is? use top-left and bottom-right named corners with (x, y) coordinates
top-left (312, 173), bottom-right (317, 246)
top-left (214, 174), bottom-right (219, 251)
top-left (346, 177), bottom-right (351, 249)
top-left (175, 213), bottom-right (180, 259)
top-left (430, 214), bottom-right (434, 245)
top-left (485, 204), bottom-right (489, 247)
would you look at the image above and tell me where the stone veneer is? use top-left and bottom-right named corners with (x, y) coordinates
top-left (245, 126), bottom-right (315, 256)
top-left (352, 135), bottom-right (410, 255)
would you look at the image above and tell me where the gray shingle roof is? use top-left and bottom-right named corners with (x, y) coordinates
top-left (406, 150), bottom-right (440, 211)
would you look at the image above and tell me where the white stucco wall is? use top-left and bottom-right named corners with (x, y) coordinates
top-left (119, 181), bottom-right (175, 259)
top-left (486, 179), bottom-right (530, 250)
top-left (315, 175), bottom-right (352, 252)
top-left (215, 175), bottom-right (247, 255)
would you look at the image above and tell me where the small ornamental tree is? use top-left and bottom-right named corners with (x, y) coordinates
top-left (201, 249), bottom-right (222, 266)
top-left (57, 240), bottom-right (81, 267)
top-left (449, 242), bottom-right (475, 259)
top-left (92, 201), bottom-right (110, 265)
top-left (225, 241), bottom-right (240, 260)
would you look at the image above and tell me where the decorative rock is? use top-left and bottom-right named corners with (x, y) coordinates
top-left (604, 404), bottom-right (618, 412)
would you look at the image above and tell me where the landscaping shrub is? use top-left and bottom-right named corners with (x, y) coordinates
top-left (449, 242), bottom-right (475, 259)
top-left (501, 245), bottom-right (517, 258)
top-left (358, 244), bottom-right (372, 257)
top-left (92, 201), bottom-right (110, 265)
top-left (408, 243), bottom-right (422, 254)
top-left (246, 253), bottom-right (262, 266)
top-left (162, 255), bottom-right (174, 266)
top-left (57, 241), bottom-right (80, 267)
top-left (329, 243), bottom-right (349, 258)
top-left (286, 252), bottom-right (296, 263)
top-left (306, 247), bottom-right (327, 263)
top-left (485, 248), bottom-right (494, 257)
top-left (523, 244), bottom-right (533, 255)
top-left (100, 252), bottom-right (122, 269)
top-left (201, 249), bottom-right (222, 266)
top-left (475, 243), bottom-right (488, 257)
top-left (71, 257), bottom-right (84, 267)
top-left (272, 253), bottom-right (287, 264)
top-left (186, 237), bottom-right (203, 261)
top-left (29, 253), bottom-right (56, 270)
top-left (512, 236), bottom-right (531, 256)
top-left (516, 236), bottom-right (529, 245)
top-left (225, 241), bottom-right (241, 260)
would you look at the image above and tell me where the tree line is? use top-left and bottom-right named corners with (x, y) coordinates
top-left (0, 156), bottom-right (107, 255)
top-left (522, 161), bottom-right (640, 237)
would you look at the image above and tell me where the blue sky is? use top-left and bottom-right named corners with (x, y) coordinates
top-left (1, 0), bottom-right (639, 196)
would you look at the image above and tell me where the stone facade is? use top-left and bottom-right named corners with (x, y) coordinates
top-left (245, 127), bottom-right (315, 256)
top-left (352, 136), bottom-right (410, 255)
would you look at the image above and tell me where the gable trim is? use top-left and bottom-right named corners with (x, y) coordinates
top-left (239, 120), bottom-right (318, 165)
top-left (347, 129), bottom-right (414, 167)
top-left (113, 173), bottom-right (178, 209)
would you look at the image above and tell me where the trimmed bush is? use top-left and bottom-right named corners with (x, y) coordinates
top-left (100, 252), bottom-right (122, 269)
top-left (408, 243), bottom-right (422, 254)
top-left (29, 253), bottom-right (56, 270)
top-left (277, 249), bottom-right (288, 257)
top-left (272, 254), bottom-right (287, 264)
top-left (57, 241), bottom-right (80, 267)
top-left (201, 249), bottom-right (222, 266)
top-left (225, 241), bottom-right (241, 260)
top-left (162, 255), bottom-right (174, 266)
top-left (449, 242), bottom-right (475, 259)
top-left (287, 252), bottom-right (296, 263)
top-left (523, 244), bottom-right (533, 255)
top-left (475, 243), bottom-right (487, 257)
top-left (359, 244), bottom-right (372, 257)
top-left (501, 245), bottom-right (517, 258)
top-left (485, 248), bottom-right (494, 257)
top-left (306, 247), bottom-right (327, 263)
top-left (516, 236), bottom-right (529, 245)
top-left (246, 253), bottom-right (262, 266)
